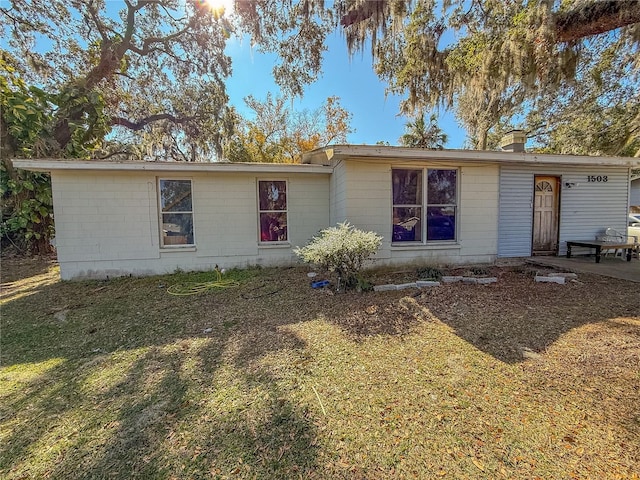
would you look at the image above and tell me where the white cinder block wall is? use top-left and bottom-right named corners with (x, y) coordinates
top-left (458, 165), bottom-right (499, 261)
top-left (52, 171), bottom-right (161, 279)
top-left (51, 170), bottom-right (330, 279)
top-left (329, 159), bottom-right (348, 226)
top-left (40, 149), bottom-right (636, 279)
top-left (332, 160), bottom-right (499, 267)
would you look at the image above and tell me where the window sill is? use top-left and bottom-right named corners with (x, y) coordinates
top-left (258, 242), bottom-right (291, 249)
top-left (160, 245), bottom-right (197, 252)
top-left (391, 242), bottom-right (461, 250)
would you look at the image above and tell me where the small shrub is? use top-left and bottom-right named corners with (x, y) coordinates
top-left (355, 275), bottom-right (374, 292)
top-left (416, 266), bottom-right (443, 281)
top-left (295, 222), bottom-right (382, 291)
top-left (470, 266), bottom-right (490, 277)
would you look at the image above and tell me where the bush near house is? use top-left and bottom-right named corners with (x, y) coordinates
top-left (295, 222), bottom-right (382, 290)
top-left (0, 166), bottom-right (54, 255)
top-left (1, 58), bottom-right (109, 255)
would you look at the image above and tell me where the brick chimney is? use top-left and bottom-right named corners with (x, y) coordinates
top-left (500, 130), bottom-right (526, 152)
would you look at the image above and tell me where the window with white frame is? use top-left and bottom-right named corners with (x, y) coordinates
top-left (258, 180), bottom-right (288, 242)
top-left (392, 168), bottom-right (457, 243)
top-left (159, 179), bottom-right (194, 246)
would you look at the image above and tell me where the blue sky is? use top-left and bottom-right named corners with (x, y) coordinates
top-left (16, 0), bottom-right (468, 148)
top-left (224, 30), bottom-right (468, 148)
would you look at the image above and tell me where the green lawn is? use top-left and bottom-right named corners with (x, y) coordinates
top-left (1, 258), bottom-right (639, 479)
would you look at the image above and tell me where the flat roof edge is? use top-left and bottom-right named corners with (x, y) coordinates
top-left (302, 145), bottom-right (640, 167)
top-left (11, 159), bottom-right (334, 174)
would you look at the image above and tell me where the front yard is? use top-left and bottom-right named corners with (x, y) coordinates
top-left (1, 257), bottom-right (639, 479)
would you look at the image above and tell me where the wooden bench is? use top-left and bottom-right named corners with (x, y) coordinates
top-left (566, 240), bottom-right (636, 263)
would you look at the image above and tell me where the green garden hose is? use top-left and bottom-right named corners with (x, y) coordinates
top-left (167, 269), bottom-right (239, 296)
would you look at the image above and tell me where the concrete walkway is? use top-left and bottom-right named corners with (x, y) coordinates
top-left (525, 255), bottom-right (640, 283)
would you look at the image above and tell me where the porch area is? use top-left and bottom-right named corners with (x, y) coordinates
top-left (525, 255), bottom-right (640, 283)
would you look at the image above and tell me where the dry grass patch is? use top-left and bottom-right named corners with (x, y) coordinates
top-left (1, 258), bottom-right (639, 479)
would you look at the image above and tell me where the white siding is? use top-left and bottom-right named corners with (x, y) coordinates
top-left (498, 166), bottom-right (630, 258)
top-left (51, 170), bottom-right (329, 279)
top-left (498, 169), bottom-right (534, 257)
top-left (558, 167), bottom-right (629, 255)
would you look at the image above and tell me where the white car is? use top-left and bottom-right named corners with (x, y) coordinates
top-left (629, 214), bottom-right (640, 241)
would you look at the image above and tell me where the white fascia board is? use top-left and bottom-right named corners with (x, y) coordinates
top-left (303, 145), bottom-right (640, 168)
top-left (11, 159), bottom-right (334, 174)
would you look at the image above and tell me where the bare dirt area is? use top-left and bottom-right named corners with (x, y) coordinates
top-left (0, 253), bottom-right (58, 283)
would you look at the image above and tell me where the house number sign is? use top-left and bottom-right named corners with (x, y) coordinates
top-left (587, 175), bottom-right (608, 182)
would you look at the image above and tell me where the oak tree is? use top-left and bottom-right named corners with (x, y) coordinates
top-left (525, 35), bottom-right (640, 156)
top-left (1, 0), bottom-right (234, 160)
top-left (337, 0), bottom-right (640, 150)
top-left (3, 0), bottom-right (639, 158)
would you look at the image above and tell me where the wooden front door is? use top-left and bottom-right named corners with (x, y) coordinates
top-left (532, 176), bottom-right (559, 254)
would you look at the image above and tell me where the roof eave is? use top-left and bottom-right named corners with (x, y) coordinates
top-left (11, 159), bottom-right (334, 174)
top-left (305, 145), bottom-right (640, 167)
top-left (324, 145), bottom-right (640, 167)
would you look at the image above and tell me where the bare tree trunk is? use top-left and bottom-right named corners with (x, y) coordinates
top-left (476, 129), bottom-right (488, 151)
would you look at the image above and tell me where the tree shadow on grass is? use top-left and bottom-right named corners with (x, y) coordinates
top-left (415, 270), bottom-right (640, 363)
top-left (0, 269), bottom-right (320, 478)
top-left (0, 263), bottom-right (430, 478)
top-left (3, 262), bottom-right (638, 477)
top-left (0, 255), bottom-right (57, 283)
top-left (1, 341), bottom-right (319, 479)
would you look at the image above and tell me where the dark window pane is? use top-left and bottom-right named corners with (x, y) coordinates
top-left (162, 213), bottom-right (194, 245)
top-left (427, 169), bottom-right (456, 205)
top-left (426, 206), bottom-right (455, 241)
top-left (392, 169), bottom-right (422, 205)
top-left (160, 180), bottom-right (192, 212)
top-left (259, 181), bottom-right (287, 211)
top-left (392, 207), bottom-right (422, 242)
top-left (260, 212), bottom-right (288, 242)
